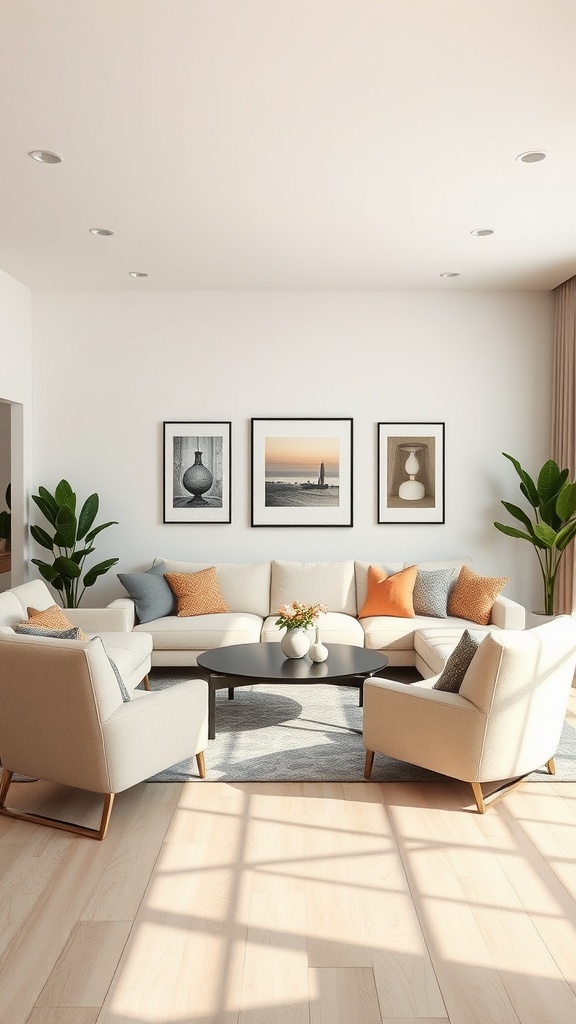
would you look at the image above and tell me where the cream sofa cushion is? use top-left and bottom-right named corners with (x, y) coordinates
top-left (134, 612), bottom-right (263, 650)
top-left (154, 559), bottom-right (270, 617)
top-left (270, 560), bottom-right (357, 615)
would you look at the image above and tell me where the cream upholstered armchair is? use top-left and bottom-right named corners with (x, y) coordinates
top-left (363, 615), bottom-right (576, 812)
top-left (0, 632), bottom-right (208, 839)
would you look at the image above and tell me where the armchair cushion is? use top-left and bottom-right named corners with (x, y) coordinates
top-left (432, 629), bottom-right (483, 692)
top-left (22, 605), bottom-right (87, 641)
top-left (14, 623), bottom-right (83, 641)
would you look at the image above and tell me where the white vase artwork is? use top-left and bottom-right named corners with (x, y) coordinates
top-left (280, 628), bottom-right (311, 659)
top-left (397, 443), bottom-right (426, 501)
top-left (309, 626), bottom-right (329, 663)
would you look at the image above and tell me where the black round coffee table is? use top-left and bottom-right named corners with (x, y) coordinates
top-left (197, 642), bottom-right (389, 738)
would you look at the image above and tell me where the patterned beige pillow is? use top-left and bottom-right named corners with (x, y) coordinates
top-left (447, 566), bottom-right (508, 626)
top-left (164, 567), bottom-right (229, 617)
top-left (23, 605), bottom-right (87, 641)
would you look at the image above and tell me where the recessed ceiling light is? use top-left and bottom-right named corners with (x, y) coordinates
top-left (516, 150), bottom-right (547, 164)
top-left (440, 272), bottom-right (460, 279)
top-left (28, 150), bottom-right (62, 164)
top-left (128, 271), bottom-right (148, 278)
top-left (470, 228), bottom-right (494, 236)
top-left (89, 228), bottom-right (115, 237)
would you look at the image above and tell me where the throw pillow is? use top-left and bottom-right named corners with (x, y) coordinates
top-left (106, 653), bottom-right (131, 702)
top-left (433, 629), bottom-right (483, 692)
top-left (23, 605), bottom-right (87, 642)
top-left (447, 565), bottom-right (509, 626)
top-left (358, 564), bottom-right (417, 618)
top-left (164, 567), bottom-right (229, 617)
top-left (412, 566), bottom-right (455, 618)
top-left (117, 560), bottom-right (176, 624)
top-left (14, 624), bottom-right (83, 640)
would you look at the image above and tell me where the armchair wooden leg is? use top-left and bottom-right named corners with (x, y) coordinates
top-left (142, 674), bottom-right (151, 691)
top-left (364, 750), bottom-right (374, 779)
top-left (196, 750), bottom-right (206, 779)
top-left (546, 757), bottom-right (556, 775)
top-left (0, 767), bottom-right (115, 840)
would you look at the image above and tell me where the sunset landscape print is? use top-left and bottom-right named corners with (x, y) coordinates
top-left (265, 435), bottom-right (340, 506)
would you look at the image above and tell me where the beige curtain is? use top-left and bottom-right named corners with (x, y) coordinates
top-left (551, 277), bottom-right (576, 614)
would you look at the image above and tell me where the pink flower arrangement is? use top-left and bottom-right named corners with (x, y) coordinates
top-left (275, 600), bottom-right (328, 631)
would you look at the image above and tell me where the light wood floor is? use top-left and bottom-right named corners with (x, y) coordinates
top-left (1, 695), bottom-right (576, 1024)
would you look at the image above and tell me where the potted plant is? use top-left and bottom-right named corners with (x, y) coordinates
top-left (30, 479), bottom-right (119, 607)
top-left (0, 484), bottom-right (10, 553)
top-left (494, 453), bottom-right (576, 615)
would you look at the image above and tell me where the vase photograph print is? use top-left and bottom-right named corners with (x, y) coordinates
top-left (163, 421), bottom-right (231, 524)
top-left (251, 418), bottom-right (353, 527)
top-left (378, 422), bottom-right (445, 524)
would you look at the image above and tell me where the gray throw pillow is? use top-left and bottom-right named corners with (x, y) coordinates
top-left (14, 624), bottom-right (83, 640)
top-left (412, 567), bottom-right (455, 618)
top-left (117, 560), bottom-right (176, 623)
top-left (432, 629), bottom-right (483, 693)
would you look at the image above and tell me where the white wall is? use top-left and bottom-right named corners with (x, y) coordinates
top-left (31, 289), bottom-right (553, 609)
top-left (0, 268), bottom-right (32, 584)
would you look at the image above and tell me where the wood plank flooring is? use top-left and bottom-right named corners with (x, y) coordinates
top-left (0, 693), bottom-right (575, 1024)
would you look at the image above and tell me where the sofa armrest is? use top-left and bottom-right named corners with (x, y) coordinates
top-left (65, 601), bottom-right (135, 633)
top-left (490, 595), bottom-right (525, 631)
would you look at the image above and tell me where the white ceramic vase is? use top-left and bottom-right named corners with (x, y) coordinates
top-left (280, 628), bottom-right (311, 659)
top-left (309, 626), bottom-right (329, 663)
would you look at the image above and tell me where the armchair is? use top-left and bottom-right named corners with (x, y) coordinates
top-left (0, 632), bottom-right (208, 839)
top-left (363, 615), bottom-right (576, 812)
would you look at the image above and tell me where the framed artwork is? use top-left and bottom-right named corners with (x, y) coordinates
top-left (377, 422), bottom-right (445, 524)
top-left (163, 421), bottom-right (231, 524)
top-left (251, 418), bottom-right (353, 527)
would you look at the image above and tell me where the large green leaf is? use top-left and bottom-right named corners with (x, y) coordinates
top-left (70, 546), bottom-right (95, 564)
top-left (494, 520), bottom-right (541, 544)
top-left (32, 493), bottom-right (58, 528)
top-left (53, 555), bottom-right (82, 579)
top-left (83, 557), bottom-right (119, 588)
top-left (37, 485), bottom-right (58, 517)
top-left (30, 558), bottom-right (60, 583)
top-left (503, 453), bottom-right (539, 506)
top-left (30, 524), bottom-right (54, 551)
top-left (54, 506), bottom-right (77, 549)
top-left (537, 459), bottom-right (562, 502)
top-left (555, 520), bottom-right (576, 551)
top-left (54, 479), bottom-right (76, 512)
top-left (77, 493), bottom-right (99, 540)
top-left (85, 520), bottom-right (118, 543)
top-left (539, 495), bottom-right (562, 531)
top-left (556, 482), bottom-right (576, 522)
top-left (533, 523), bottom-right (558, 548)
top-left (500, 501), bottom-right (533, 532)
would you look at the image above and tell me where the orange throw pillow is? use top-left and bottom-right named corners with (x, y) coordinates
top-left (165, 567), bottom-right (229, 617)
top-left (358, 564), bottom-right (417, 618)
top-left (447, 565), bottom-right (509, 625)
top-left (23, 605), bottom-right (87, 641)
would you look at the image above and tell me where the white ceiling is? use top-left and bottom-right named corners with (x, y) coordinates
top-left (1, 0), bottom-right (576, 291)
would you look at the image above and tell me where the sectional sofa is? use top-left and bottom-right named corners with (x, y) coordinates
top-left (112, 557), bottom-right (525, 677)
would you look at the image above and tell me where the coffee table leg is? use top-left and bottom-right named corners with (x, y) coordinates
top-left (208, 678), bottom-right (216, 739)
top-left (228, 687), bottom-right (234, 700)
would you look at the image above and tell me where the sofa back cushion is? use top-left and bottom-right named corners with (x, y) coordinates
top-left (0, 590), bottom-right (29, 628)
top-left (154, 558), bottom-right (271, 618)
top-left (270, 560), bottom-right (357, 615)
top-left (8, 579), bottom-right (57, 614)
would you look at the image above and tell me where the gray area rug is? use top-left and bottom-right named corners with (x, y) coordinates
top-left (146, 668), bottom-right (576, 784)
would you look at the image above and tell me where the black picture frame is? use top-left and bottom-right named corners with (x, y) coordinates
top-left (377, 422), bottom-right (445, 524)
top-left (163, 421), bottom-right (232, 524)
top-left (251, 417), bottom-right (353, 527)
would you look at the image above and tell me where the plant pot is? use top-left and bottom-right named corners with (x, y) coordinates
top-left (280, 628), bottom-right (311, 659)
top-left (527, 610), bottom-right (558, 629)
